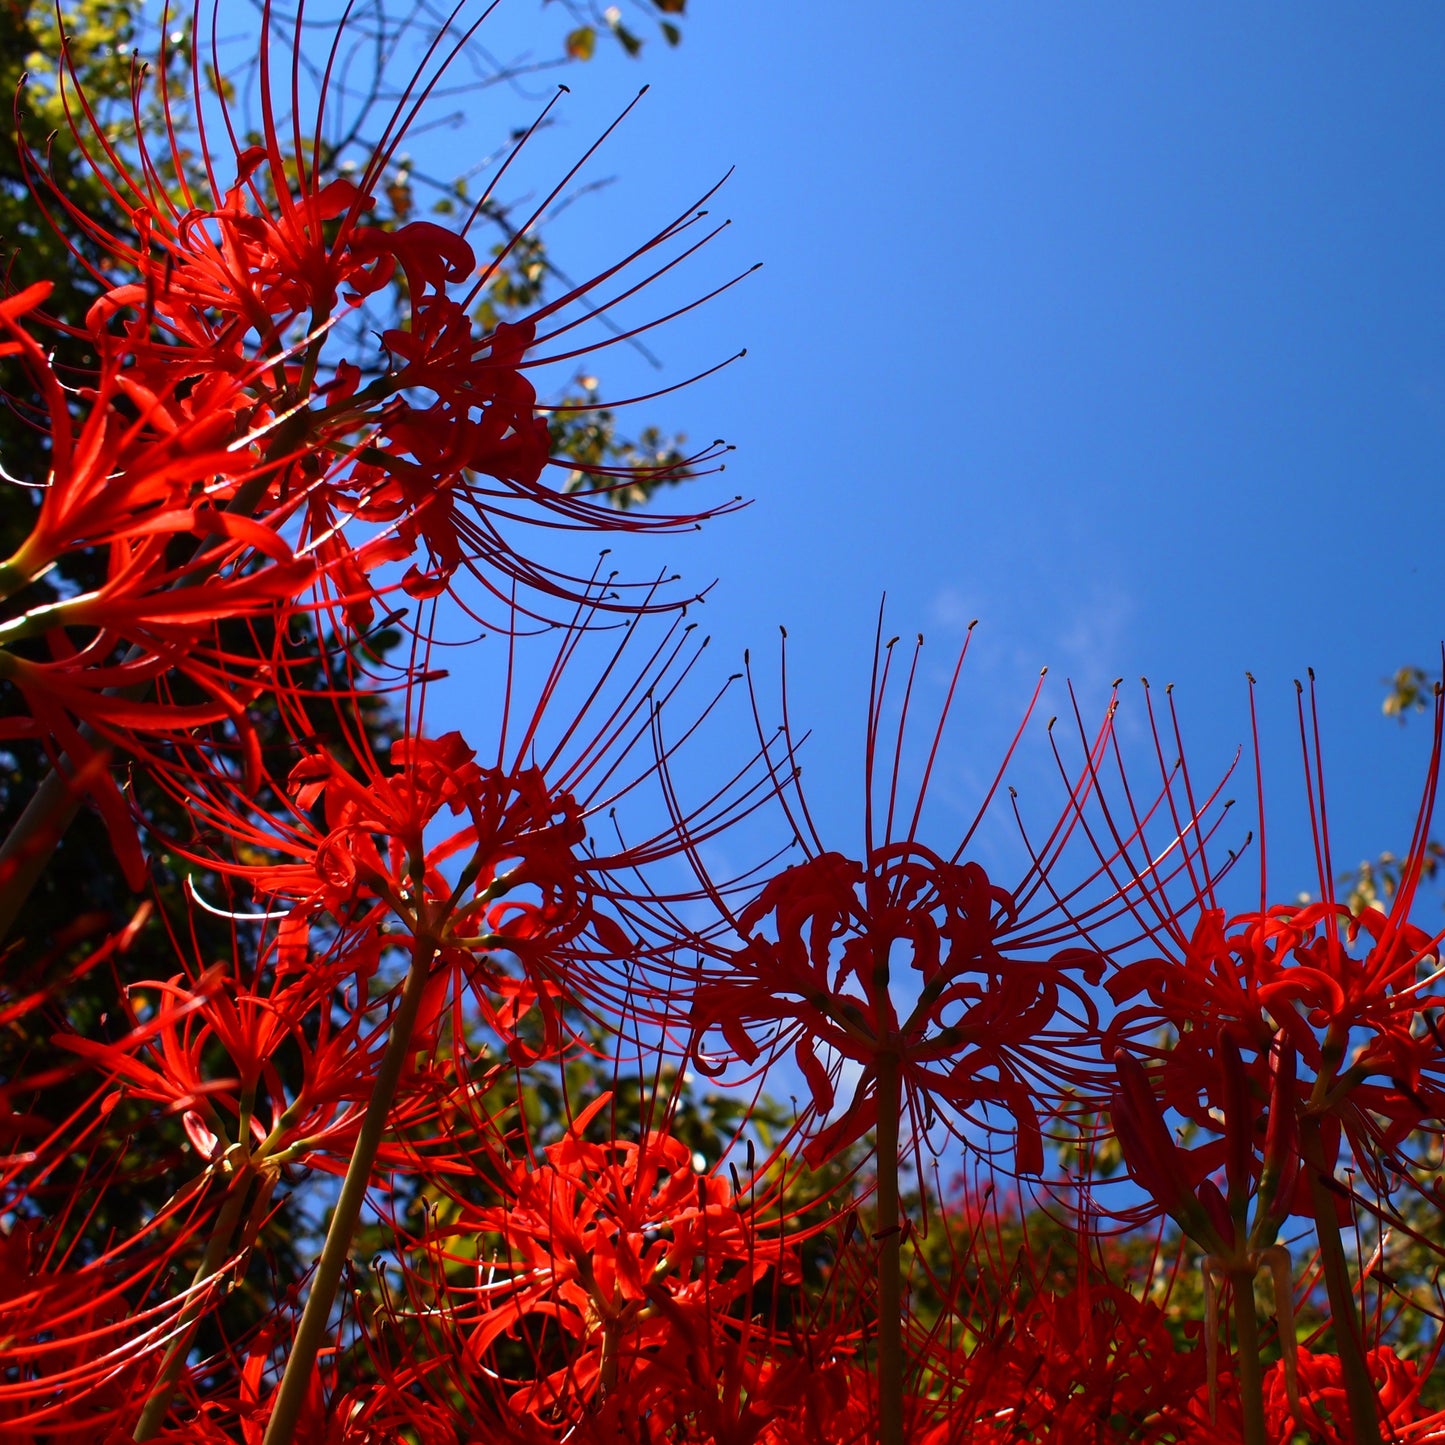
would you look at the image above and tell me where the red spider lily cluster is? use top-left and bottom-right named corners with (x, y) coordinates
top-left (1, 6), bottom-right (1444, 1444)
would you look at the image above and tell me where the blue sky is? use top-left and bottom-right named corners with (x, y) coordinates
top-left (413, 2), bottom-right (1445, 911)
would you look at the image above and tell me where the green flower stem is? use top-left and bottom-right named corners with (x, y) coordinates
top-left (1230, 1270), bottom-right (1267, 1445)
top-left (260, 934), bottom-right (435, 1445)
top-left (874, 1049), bottom-right (904, 1445)
top-left (133, 1164), bottom-right (257, 1440)
top-left (1300, 1114), bottom-right (1381, 1445)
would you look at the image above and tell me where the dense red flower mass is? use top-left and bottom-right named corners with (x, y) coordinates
top-left (17, 2), bottom-right (739, 636)
top-left (425, 1094), bottom-right (801, 1424)
top-left (1177, 1346), bottom-right (1445, 1444)
top-left (2, 4), bottom-right (1442, 1443)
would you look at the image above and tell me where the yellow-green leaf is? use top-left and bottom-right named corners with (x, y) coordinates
top-left (565, 26), bottom-right (596, 60)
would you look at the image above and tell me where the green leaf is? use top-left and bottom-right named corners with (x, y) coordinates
top-left (661, 20), bottom-right (682, 45)
top-left (615, 23), bottom-right (643, 56)
top-left (565, 25), bottom-right (596, 60)
top-left (1384, 664), bottom-right (1433, 720)
top-left (203, 61), bottom-right (234, 102)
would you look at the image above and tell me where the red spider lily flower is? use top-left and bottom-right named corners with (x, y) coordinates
top-left (388, 1092), bottom-right (804, 1431)
top-left (51, 13), bottom-right (484, 356)
top-left (22, 2), bottom-right (747, 632)
top-left (155, 1337), bottom-right (467, 1445)
top-left (0, 1219), bottom-right (143, 1434)
top-left (1279, 1347), bottom-right (1444, 1443)
top-left (0, 310), bottom-right (258, 593)
top-left (670, 621), bottom-right (1186, 1445)
top-left (50, 908), bottom-right (473, 1185)
top-left (1107, 900), bottom-right (1445, 1199)
top-left (196, 730), bottom-right (599, 1062)
top-left (696, 841), bottom-right (1101, 1176)
top-left (0, 1071), bottom-right (261, 1433)
top-left (0, 312), bottom-right (319, 883)
top-left (946, 1279), bottom-right (1204, 1443)
top-left (353, 1139), bottom-right (861, 1443)
top-left (682, 621), bottom-right (1122, 1178)
top-left (1181, 1346), bottom-right (1445, 1444)
top-left (164, 595), bottom-right (773, 1053)
top-left (888, 1173), bottom-right (1208, 1443)
top-left (1095, 676), bottom-right (1445, 1210)
top-left (1058, 674), bottom-right (1445, 1441)
top-left (625, 1329), bottom-right (871, 1445)
top-left (11, 908), bottom-right (510, 1442)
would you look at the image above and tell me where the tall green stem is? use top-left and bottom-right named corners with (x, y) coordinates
top-left (133, 1167), bottom-right (255, 1440)
top-left (260, 936), bottom-right (434, 1445)
top-left (1230, 1271), bottom-right (1267, 1445)
top-left (1300, 1114), bottom-right (1381, 1445)
top-left (874, 1050), bottom-right (903, 1445)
